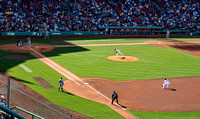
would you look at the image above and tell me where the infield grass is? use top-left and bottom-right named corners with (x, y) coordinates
top-left (44, 44), bottom-right (200, 81)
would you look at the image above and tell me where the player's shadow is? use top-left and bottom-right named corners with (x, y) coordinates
top-left (165, 88), bottom-right (176, 91)
top-left (121, 57), bottom-right (126, 59)
top-left (63, 91), bottom-right (75, 96)
top-left (118, 104), bottom-right (127, 108)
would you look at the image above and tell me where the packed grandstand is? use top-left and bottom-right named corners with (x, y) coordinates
top-left (0, 0), bottom-right (199, 33)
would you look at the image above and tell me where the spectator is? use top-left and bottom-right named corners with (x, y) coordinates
top-left (0, 0), bottom-right (199, 32)
top-left (0, 94), bottom-right (5, 107)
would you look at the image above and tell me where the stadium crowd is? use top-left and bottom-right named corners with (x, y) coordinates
top-left (0, 0), bottom-right (199, 32)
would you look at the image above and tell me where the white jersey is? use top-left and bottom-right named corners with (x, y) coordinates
top-left (164, 79), bottom-right (170, 85)
top-left (115, 49), bottom-right (121, 53)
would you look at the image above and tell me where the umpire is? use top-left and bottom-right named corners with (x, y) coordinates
top-left (111, 91), bottom-right (119, 104)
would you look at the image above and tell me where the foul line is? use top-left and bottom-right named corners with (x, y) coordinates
top-left (30, 48), bottom-right (80, 85)
top-left (29, 48), bottom-right (135, 118)
top-left (19, 64), bottom-right (32, 73)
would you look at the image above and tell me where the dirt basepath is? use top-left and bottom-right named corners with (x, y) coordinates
top-left (144, 40), bottom-right (200, 57)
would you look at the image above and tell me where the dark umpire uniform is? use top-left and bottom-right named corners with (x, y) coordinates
top-left (16, 40), bottom-right (20, 46)
top-left (111, 91), bottom-right (119, 104)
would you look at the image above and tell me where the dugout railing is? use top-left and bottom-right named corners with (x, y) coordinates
top-left (0, 105), bottom-right (26, 119)
top-left (10, 106), bottom-right (44, 119)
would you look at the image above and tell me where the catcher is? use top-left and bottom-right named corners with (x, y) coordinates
top-left (17, 40), bottom-right (23, 47)
top-left (113, 49), bottom-right (124, 57)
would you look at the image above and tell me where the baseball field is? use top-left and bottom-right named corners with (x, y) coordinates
top-left (0, 37), bottom-right (200, 119)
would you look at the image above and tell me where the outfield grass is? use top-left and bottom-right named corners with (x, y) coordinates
top-left (0, 38), bottom-right (200, 119)
top-left (65, 38), bottom-right (149, 45)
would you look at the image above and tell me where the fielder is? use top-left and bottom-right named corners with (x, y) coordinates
top-left (45, 30), bottom-right (49, 39)
top-left (166, 29), bottom-right (170, 39)
top-left (113, 49), bottom-right (124, 57)
top-left (162, 78), bottom-right (170, 89)
top-left (58, 77), bottom-right (64, 92)
top-left (38, 29), bottom-right (42, 36)
top-left (27, 37), bottom-right (31, 47)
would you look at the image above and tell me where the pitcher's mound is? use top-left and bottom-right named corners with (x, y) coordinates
top-left (107, 55), bottom-right (139, 62)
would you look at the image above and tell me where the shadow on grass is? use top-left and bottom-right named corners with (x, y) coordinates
top-left (42, 46), bottom-right (89, 58)
top-left (10, 76), bottom-right (35, 84)
top-left (62, 91), bottom-right (75, 96)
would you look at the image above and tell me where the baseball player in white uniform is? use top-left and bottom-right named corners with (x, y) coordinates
top-left (114, 49), bottom-right (124, 57)
top-left (27, 37), bottom-right (31, 47)
top-left (58, 77), bottom-right (64, 92)
top-left (162, 78), bottom-right (170, 89)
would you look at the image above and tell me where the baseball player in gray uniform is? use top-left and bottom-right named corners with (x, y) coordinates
top-left (58, 77), bottom-right (64, 92)
top-left (166, 29), bottom-right (170, 39)
top-left (45, 30), bottom-right (49, 39)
